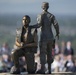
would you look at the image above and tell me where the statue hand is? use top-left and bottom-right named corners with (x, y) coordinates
top-left (55, 33), bottom-right (59, 40)
top-left (20, 42), bottom-right (23, 47)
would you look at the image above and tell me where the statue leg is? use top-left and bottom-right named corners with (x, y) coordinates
top-left (36, 42), bottom-right (47, 74)
top-left (10, 49), bottom-right (24, 74)
top-left (25, 52), bottom-right (36, 74)
top-left (47, 41), bottom-right (53, 74)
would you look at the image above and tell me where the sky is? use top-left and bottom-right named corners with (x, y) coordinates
top-left (0, 0), bottom-right (76, 15)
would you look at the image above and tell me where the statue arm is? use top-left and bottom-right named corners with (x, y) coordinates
top-left (52, 15), bottom-right (60, 39)
top-left (15, 38), bottom-right (23, 47)
top-left (30, 23), bottom-right (41, 28)
top-left (30, 14), bottom-right (42, 28)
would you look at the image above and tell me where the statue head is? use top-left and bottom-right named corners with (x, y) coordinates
top-left (41, 2), bottom-right (49, 11)
top-left (22, 15), bottom-right (31, 27)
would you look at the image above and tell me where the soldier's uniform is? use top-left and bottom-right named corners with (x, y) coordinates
top-left (11, 26), bottom-right (38, 74)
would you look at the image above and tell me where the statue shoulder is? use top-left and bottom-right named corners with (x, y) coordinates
top-left (15, 27), bottom-right (22, 41)
top-left (16, 27), bottom-right (22, 35)
top-left (37, 14), bottom-right (42, 18)
top-left (37, 14), bottom-right (42, 23)
top-left (47, 12), bottom-right (54, 19)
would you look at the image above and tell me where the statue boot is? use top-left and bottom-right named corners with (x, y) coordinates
top-left (10, 66), bottom-right (20, 74)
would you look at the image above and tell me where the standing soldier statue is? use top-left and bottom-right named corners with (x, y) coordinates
top-left (10, 15), bottom-right (38, 74)
top-left (32, 2), bottom-right (59, 74)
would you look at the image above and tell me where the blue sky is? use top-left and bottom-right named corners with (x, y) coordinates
top-left (0, 0), bottom-right (76, 15)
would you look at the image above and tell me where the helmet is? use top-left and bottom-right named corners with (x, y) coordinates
top-left (42, 2), bottom-right (49, 9)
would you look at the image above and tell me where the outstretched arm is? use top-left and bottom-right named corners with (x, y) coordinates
top-left (30, 14), bottom-right (42, 28)
top-left (30, 23), bottom-right (40, 28)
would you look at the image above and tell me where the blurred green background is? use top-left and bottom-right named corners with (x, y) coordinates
top-left (0, 0), bottom-right (76, 54)
top-left (0, 14), bottom-right (76, 54)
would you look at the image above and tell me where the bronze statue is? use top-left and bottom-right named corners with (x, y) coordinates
top-left (10, 15), bottom-right (38, 74)
top-left (32, 2), bottom-right (59, 74)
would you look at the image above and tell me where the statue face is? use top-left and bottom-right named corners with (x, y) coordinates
top-left (42, 2), bottom-right (49, 11)
top-left (22, 16), bottom-right (29, 27)
top-left (42, 6), bottom-right (48, 11)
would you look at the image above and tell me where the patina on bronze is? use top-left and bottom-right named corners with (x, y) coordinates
top-left (32, 2), bottom-right (59, 74)
top-left (10, 15), bottom-right (38, 74)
